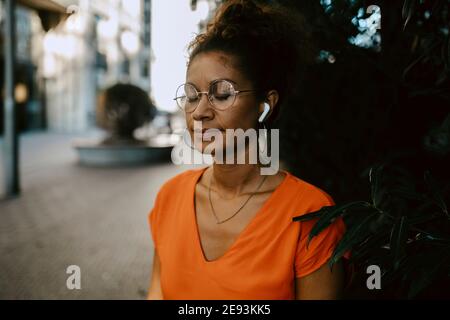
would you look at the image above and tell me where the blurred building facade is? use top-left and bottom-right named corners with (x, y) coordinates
top-left (0, 0), bottom-right (223, 134)
top-left (38, 0), bottom-right (152, 132)
top-left (1, 0), bottom-right (152, 134)
top-left (0, 3), bottom-right (43, 134)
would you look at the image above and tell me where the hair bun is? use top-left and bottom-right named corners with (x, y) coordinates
top-left (221, 0), bottom-right (262, 22)
top-left (210, 0), bottom-right (265, 40)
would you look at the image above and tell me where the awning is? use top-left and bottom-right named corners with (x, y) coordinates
top-left (17, 0), bottom-right (67, 13)
top-left (17, 0), bottom-right (70, 31)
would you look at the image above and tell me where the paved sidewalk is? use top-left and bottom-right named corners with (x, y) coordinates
top-left (0, 131), bottom-right (198, 299)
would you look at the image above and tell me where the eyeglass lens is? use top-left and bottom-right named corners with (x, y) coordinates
top-left (175, 80), bottom-right (237, 112)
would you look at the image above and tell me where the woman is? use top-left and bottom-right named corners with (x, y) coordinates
top-left (147, 0), bottom-right (350, 300)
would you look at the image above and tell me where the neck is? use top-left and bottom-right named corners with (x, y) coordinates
top-left (208, 130), bottom-right (268, 197)
top-left (211, 162), bottom-right (262, 198)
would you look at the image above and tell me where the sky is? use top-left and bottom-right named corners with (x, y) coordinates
top-left (151, 0), bottom-right (208, 112)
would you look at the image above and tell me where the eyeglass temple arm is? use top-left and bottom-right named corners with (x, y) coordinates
top-left (235, 89), bottom-right (257, 94)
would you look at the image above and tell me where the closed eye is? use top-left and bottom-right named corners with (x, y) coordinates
top-left (213, 94), bottom-right (232, 101)
top-left (187, 96), bottom-right (199, 103)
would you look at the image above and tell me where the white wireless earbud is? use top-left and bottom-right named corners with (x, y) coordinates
top-left (258, 103), bottom-right (270, 123)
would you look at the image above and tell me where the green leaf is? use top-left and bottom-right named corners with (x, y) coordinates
top-left (389, 216), bottom-right (409, 270)
top-left (417, 233), bottom-right (450, 245)
top-left (293, 201), bottom-right (368, 223)
top-left (350, 228), bottom-right (391, 263)
top-left (306, 201), bottom-right (370, 247)
top-left (408, 211), bottom-right (442, 225)
top-left (389, 187), bottom-right (425, 202)
top-left (328, 212), bottom-right (379, 268)
top-left (292, 209), bottom-right (326, 222)
top-left (424, 170), bottom-right (449, 218)
top-left (369, 165), bottom-right (386, 208)
top-left (403, 41), bottom-right (440, 81)
top-left (402, 0), bottom-right (416, 30)
top-left (415, 200), bottom-right (437, 214)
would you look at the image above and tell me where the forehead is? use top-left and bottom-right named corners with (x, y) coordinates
top-left (186, 51), bottom-right (249, 88)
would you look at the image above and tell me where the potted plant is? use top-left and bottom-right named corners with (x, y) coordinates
top-left (96, 83), bottom-right (157, 145)
top-left (74, 83), bottom-right (176, 166)
top-left (294, 151), bottom-right (450, 299)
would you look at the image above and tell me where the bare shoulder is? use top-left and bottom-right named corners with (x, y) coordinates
top-left (288, 173), bottom-right (335, 206)
top-left (270, 170), bottom-right (288, 188)
top-left (157, 167), bottom-right (206, 197)
top-left (168, 167), bottom-right (203, 183)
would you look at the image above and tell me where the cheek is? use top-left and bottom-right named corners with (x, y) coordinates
top-left (223, 104), bottom-right (258, 130)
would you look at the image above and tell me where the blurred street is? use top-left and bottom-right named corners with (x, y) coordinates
top-left (0, 131), bottom-right (195, 299)
top-left (0, 0), bottom-right (211, 299)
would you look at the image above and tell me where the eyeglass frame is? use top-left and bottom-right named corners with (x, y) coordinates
top-left (173, 79), bottom-right (258, 112)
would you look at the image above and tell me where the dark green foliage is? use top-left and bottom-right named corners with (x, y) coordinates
top-left (270, 0), bottom-right (450, 298)
top-left (293, 162), bottom-right (450, 298)
top-left (210, 0), bottom-right (450, 298)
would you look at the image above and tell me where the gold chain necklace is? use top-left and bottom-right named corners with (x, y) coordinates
top-left (208, 173), bottom-right (268, 224)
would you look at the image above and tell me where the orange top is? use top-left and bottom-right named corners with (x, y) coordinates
top-left (148, 166), bottom-right (349, 300)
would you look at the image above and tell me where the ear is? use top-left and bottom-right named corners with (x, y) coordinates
top-left (258, 90), bottom-right (279, 120)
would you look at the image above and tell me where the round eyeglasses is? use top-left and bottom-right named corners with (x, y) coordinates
top-left (174, 79), bottom-right (257, 112)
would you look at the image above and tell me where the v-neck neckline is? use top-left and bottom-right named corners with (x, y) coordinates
top-left (191, 166), bottom-right (290, 264)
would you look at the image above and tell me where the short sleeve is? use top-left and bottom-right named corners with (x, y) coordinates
top-left (147, 192), bottom-right (161, 248)
top-left (148, 207), bottom-right (157, 247)
top-left (294, 194), bottom-right (349, 278)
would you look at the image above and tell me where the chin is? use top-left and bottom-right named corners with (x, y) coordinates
top-left (194, 141), bottom-right (228, 158)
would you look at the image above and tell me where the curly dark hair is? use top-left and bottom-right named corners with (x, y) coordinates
top-left (187, 0), bottom-right (317, 124)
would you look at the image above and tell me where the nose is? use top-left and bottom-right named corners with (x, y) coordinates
top-left (191, 93), bottom-right (214, 121)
